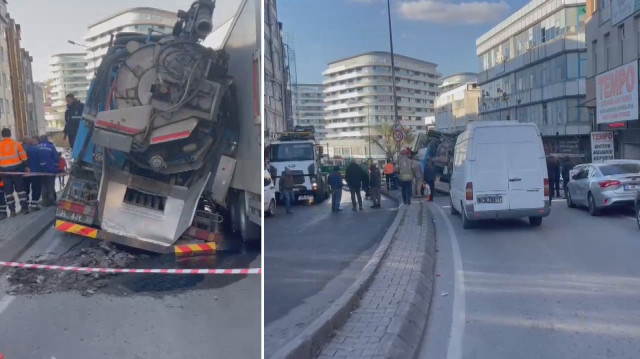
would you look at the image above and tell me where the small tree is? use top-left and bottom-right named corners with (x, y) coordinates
top-left (365, 123), bottom-right (415, 160)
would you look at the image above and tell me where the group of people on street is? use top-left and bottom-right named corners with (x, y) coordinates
top-left (0, 129), bottom-right (68, 220)
top-left (546, 156), bottom-right (573, 200)
top-left (327, 162), bottom-right (383, 212)
top-left (396, 148), bottom-right (437, 205)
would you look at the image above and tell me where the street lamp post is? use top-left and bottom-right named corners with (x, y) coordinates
top-left (386, 0), bottom-right (400, 160)
top-left (68, 40), bottom-right (98, 76)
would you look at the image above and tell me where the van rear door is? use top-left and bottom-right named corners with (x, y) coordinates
top-left (507, 130), bottom-right (546, 210)
top-left (471, 128), bottom-right (510, 211)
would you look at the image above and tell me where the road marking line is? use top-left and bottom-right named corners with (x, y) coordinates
top-left (434, 205), bottom-right (466, 359)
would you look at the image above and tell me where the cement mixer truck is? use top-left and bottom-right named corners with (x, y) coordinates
top-left (54, 0), bottom-right (261, 253)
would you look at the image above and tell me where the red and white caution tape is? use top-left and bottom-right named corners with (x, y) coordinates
top-left (0, 261), bottom-right (261, 275)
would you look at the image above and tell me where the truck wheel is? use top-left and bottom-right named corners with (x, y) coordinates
top-left (238, 192), bottom-right (260, 242)
top-left (529, 216), bottom-right (542, 226)
top-left (314, 192), bottom-right (323, 204)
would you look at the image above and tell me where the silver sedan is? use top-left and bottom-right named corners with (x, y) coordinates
top-left (566, 160), bottom-right (640, 216)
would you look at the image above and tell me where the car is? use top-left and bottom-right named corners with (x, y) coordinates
top-left (635, 190), bottom-right (640, 230)
top-left (566, 160), bottom-right (640, 216)
top-left (264, 169), bottom-right (276, 216)
top-left (449, 121), bottom-right (550, 228)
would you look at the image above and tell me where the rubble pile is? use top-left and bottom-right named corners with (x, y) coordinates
top-left (6, 241), bottom-right (148, 296)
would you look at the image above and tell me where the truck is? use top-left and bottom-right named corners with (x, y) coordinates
top-left (267, 128), bottom-right (329, 204)
top-left (54, 0), bottom-right (261, 253)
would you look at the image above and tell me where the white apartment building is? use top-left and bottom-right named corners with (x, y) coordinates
top-left (323, 51), bottom-right (441, 160)
top-left (45, 53), bottom-right (89, 132)
top-left (292, 84), bottom-right (325, 139)
top-left (585, 0), bottom-right (640, 159)
top-left (435, 73), bottom-right (481, 133)
top-left (84, 7), bottom-right (176, 79)
top-left (477, 0), bottom-right (591, 158)
top-left (0, 1), bottom-right (15, 131)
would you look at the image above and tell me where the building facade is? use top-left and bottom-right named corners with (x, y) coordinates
top-left (585, 0), bottom-right (640, 159)
top-left (33, 82), bottom-right (45, 135)
top-left (476, 0), bottom-right (591, 158)
top-left (435, 73), bottom-right (481, 133)
top-left (323, 51), bottom-right (440, 160)
top-left (264, 0), bottom-right (288, 146)
top-left (84, 7), bottom-right (176, 79)
top-left (45, 53), bottom-right (90, 133)
top-left (292, 84), bottom-right (325, 138)
top-left (0, 1), bottom-right (15, 132)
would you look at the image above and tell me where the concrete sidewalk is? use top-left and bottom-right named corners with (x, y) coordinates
top-left (317, 191), bottom-right (436, 359)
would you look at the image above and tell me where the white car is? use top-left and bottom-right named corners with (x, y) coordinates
top-left (264, 169), bottom-right (276, 216)
top-left (449, 121), bottom-right (550, 228)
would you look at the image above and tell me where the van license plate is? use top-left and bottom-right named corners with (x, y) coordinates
top-left (478, 196), bottom-right (502, 204)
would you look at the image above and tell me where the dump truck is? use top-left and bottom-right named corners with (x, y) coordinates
top-left (55, 0), bottom-right (261, 253)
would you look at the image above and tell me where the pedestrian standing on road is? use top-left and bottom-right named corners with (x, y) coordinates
top-left (328, 166), bottom-right (343, 212)
top-left (0, 128), bottom-right (29, 216)
top-left (412, 154), bottom-right (423, 198)
top-left (37, 135), bottom-right (59, 207)
top-left (279, 168), bottom-right (295, 214)
top-left (22, 136), bottom-right (42, 211)
top-left (383, 160), bottom-right (394, 190)
top-left (362, 164), bottom-right (370, 199)
top-left (64, 94), bottom-right (84, 150)
top-left (423, 159), bottom-right (436, 202)
top-left (369, 163), bottom-right (382, 208)
top-left (345, 161), bottom-right (365, 211)
top-left (561, 156), bottom-right (571, 198)
top-left (397, 148), bottom-right (414, 205)
top-left (547, 157), bottom-right (560, 199)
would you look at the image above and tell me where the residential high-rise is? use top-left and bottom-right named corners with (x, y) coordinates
top-left (45, 53), bottom-right (89, 133)
top-left (292, 84), bottom-right (325, 139)
top-left (585, 0), bottom-right (640, 159)
top-left (0, 1), bottom-right (15, 131)
top-left (264, 0), bottom-right (288, 146)
top-left (323, 51), bottom-right (440, 160)
top-left (476, 0), bottom-right (590, 157)
top-left (83, 7), bottom-right (177, 79)
top-left (435, 73), bottom-right (481, 134)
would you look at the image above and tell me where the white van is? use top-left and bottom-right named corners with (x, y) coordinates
top-left (264, 169), bottom-right (276, 216)
top-left (449, 121), bottom-right (550, 228)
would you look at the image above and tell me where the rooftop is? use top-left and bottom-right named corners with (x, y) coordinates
top-left (327, 51), bottom-right (437, 67)
top-left (89, 7), bottom-right (176, 28)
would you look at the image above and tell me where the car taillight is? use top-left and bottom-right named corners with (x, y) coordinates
top-left (598, 180), bottom-right (621, 188)
top-left (544, 178), bottom-right (549, 197)
top-left (465, 182), bottom-right (473, 201)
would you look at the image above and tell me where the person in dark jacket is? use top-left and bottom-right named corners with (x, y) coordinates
top-left (328, 166), bottom-right (343, 212)
top-left (279, 168), bottom-right (295, 213)
top-left (345, 161), bottom-right (365, 211)
top-left (423, 159), bottom-right (437, 201)
top-left (561, 156), bottom-right (571, 198)
top-left (362, 165), bottom-right (370, 199)
top-left (546, 157), bottom-right (560, 200)
top-left (64, 94), bottom-right (84, 150)
top-left (369, 163), bottom-right (382, 208)
top-left (38, 135), bottom-right (59, 207)
top-left (22, 136), bottom-right (42, 211)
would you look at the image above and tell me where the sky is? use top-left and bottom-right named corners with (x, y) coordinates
top-left (9, 0), bottom-right (197, 82)
top-left (278, 0), bottom-right (530, 83)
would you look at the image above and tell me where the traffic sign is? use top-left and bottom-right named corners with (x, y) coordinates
top-left (393, 129), bottom-right (404, 142)
top-left (392, 122), bottom-right (403, 131)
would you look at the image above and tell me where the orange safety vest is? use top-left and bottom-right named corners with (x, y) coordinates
top-left (0, 138), bottom-right (27, 168)
top-left (383, 163), bottom-right (394, 175)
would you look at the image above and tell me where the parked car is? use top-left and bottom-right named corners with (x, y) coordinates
top-left (264, 169), bottom-right (276, 216)
top-left (566, 160), bottom-right (640, 216)
top-left (449, 121), bottom-right (550, 228)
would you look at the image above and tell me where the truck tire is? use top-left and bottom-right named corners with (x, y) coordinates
top-left (238, 191), bottom-right (260, 242)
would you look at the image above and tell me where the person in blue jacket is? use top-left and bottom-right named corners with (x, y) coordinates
top-left (37, 135), bottom-right (60, 207)
top-left (22, 136), bottom-right (42, 211)
top-left (327, 166), bottom-right (343, 212)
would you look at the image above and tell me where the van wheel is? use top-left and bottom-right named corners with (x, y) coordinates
top-left (461, 203), bottom-right (475, 229)
top-left (566, 190), bottom-right (576, 208)
top-left (450, 195), bottom-right (459, 215)
top-left (529, 216), bottom-right (542, 226)
top-left (587, 193), bottom-right (600, 216)
top-left (266, 199), bottom-right (276, 217)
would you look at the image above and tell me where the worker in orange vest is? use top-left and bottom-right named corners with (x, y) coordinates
top-left (383, 159), bottom-right (394, 190)
top-left (0, 128), bottom-right (29, 216)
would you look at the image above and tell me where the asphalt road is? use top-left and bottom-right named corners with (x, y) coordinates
top-left (419, 195), bottom-right (640, 359)
top-left (0, 228), bottom-right (261, 359)
top-left (264, 188), bottom-right (397, 356)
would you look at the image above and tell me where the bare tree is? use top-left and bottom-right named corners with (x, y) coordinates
top-left (365, 124), bottom-right (415, 160)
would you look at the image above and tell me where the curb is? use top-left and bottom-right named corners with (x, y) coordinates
top-left (0, 208), bottom-right (56, 271)
top-left (270, 197), bottom-right (407, 359)
top-left (377, 203), bottom-right (436, 359)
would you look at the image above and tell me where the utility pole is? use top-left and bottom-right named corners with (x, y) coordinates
top-left (386, 0), bottom-right (400, 159)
